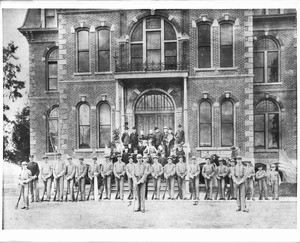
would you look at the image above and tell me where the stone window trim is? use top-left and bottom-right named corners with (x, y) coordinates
top-left (77, 101), bottom-right (92, 150)
top-left (96, 27), bottom-right (111, 73)
top-left (75, 27), bottom-right (91, 73)
top-left (96, 101), bottom-right (112, 149)
top-left (196, 21), bottom-right (213, 69)
top-left (198, 98), bottom-right (214, 148)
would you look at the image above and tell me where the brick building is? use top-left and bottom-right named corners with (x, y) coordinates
top-left (19, 9), bottom-right (297, 181)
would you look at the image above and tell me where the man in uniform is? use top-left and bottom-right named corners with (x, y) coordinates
top-left (75, 157), bottom-right (87, 201)
top-left (232, 156), bottom-right (248, 212)
top-left (65, 156), bottom-right (76, 201)
top-left (256, 165), bottom-right (269, 200)
top-left (216, 158), bottom-right (228, 200)
top-left (227, 158), bottom-right (237, 200)
top-left (40, 155), bottom-right (53, 202)
top-left (164, 156), bottom-right (176, 200)
top-left (245, 161), bottom-right (255, 201)
top-left (19, 161), bottom-right (32, 209)
top-left (151, 155), bottom-right (164, 200)
top-left (142, 155), bottom-right (151, 199)
top-left (202, 157), bottom-right (215, 200)
top-left (53, 152), bottom-right (66, 202)
top-left (126, 155), bottom-right (135, 199)
top-left (176, 155), bottom-right (187, 199)
top-left (27, 154), bottom-right (40, 202)
top-left (113, 154), bottom-right (126, 200)
top-left (133, 154), bottom-right (147, 212)
top-left (268, 164), bottom-right (280, 200)
top-left (189, 156), bottom-right (200, 200)
top-left (174, 124), bottom-right (185, 148)
top-left (101, 155), bottom-right (113, 199)
top-left (88, 156), bottom-right (101, 200)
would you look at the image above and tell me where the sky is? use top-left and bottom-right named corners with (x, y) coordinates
top-left (2, 8), bottom-right (29, 121)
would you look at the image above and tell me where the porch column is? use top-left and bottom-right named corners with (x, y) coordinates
top-left (120, 83), bottom-right (125, 134)
top-left (115, 79), bottom-right (121, 129)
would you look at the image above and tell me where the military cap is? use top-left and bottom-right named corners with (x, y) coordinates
top-left (271, 164), bottom-right (276, 167)
top-left (137, 154), bottom-right (143, 159)
top-left (124, 127), bottom-right (129, 130)
top-left (79, 157), bottom-right (84, 161)
top-left (191, 156), bottom-right (196, 160)
top-left (230, 158), bottom-right (236, 162)
top-left (152, 155), bottom-right (158, 159)
top-left (57, 152), bottom-right (62, 156)
top-left (236, 155), bottom-right (242, 159)
top-left (230, 146), bottom-right (236, 150)
top-left (154, 126), bottom-right (159, 130)
top-left (42, 155), bottom-right (48, 159)
top-left (168, 127), bottom-right (173, 130)
top-left (117, 153), bottom-right (122, 157)
top-left (178, 155), bottom-right (184, 158)
top-left (167, 156), bottom-right (173, 160)
top-left (128, 155), bottom-right (133, 159)
top-left (143, 155), bottom-right (148, 159)
top-left (105, 155), bottom-right (110, 158)
top-left (205, 156), bottom-right (211, 160)
top-left (22, 161), bottom-right (28, 165)
top-left (163, 126), bottom-right (168, 129)
top-left (132, 126), bottom-right (136, 130)
top-left (67, 156), bottom-right (72, 160)
top-left (218, 158), bottom-right (225, 162)
top-left (92, 156), bottom-right (97, 160)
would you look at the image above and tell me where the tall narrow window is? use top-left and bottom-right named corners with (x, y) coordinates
top-left (220, 23), bottom-right (233, 67)
top-left (46, 48), bottom-right (58, 90)
top-left (198, 23), bottom-right (211, 68)
top-left (98, 29), bottom-right (110, 72)
top-left (254, 37), bottom-right (279, 83)
top-left (47, 107), bottom-right (59, 152)
top-left (254, 100), bottom-right (279, 149)
top-left (199, 100), bottom-right (212, 146)
top-left (99, 103), bottom-right (111, 148)
top-left (78, 103), bottom-right (90, 148)
top-left (45, 9), bottom-right (57, 28)
top-left (221, 100), bottom-right (234, 146)
top-left (77, 30), bottom-right (89, 72)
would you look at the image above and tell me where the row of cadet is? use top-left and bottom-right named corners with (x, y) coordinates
top-left (18, 153), bottom-right (280, 209)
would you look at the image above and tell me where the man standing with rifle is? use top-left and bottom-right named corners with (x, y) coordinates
top-left (40, 155), bottom-right (53, 202)
top-left (189, 156), bottom-right (200, 202)
top-left (126, 155), bottom-right (135, 200)
top-left (101, 155), bottom-right (113, 200)
top-left (164, 156), bottom-right (176, 200)
top-left (27, 154), bottom-right (40, 202)
top-left (53, 152), bottom-right (66, 202)
top-left (113, 154), bottom-right (126, 200)
top-left (88, 156), bottom-right (101, 200)
top-left (142, 155), bottom-right (151, 200)
top-left (151, 155), bottom-right (164, 200)
top-left (133, 154), bottom-right (147, 212)
top-left (75, 157), bottom-right (87, 201)
top-left (202, 157), bottom-right (215, 200)
top-left (227, 158), bottom-right (237, 200)
top-left (216, 158), bottom-right (228, 200)
top-left (65, 156), bottom-right (76, 202)
top-left (176, 155), bottom-right (187, 200)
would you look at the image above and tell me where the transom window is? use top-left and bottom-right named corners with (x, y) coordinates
top-left (254, 37), bottom-right (279, 83)
top-left (77, 29), bottom-right (90, 73)
top-left (130, 17), bottom-right (177, 71)
top-left (198, 23), bottom-right (211, 68)
top-left (255, 100), bottom-right (279, 149)
top-left (135, 91), bottom-right (174, 112)
top-left (46, 48), bottom-right (58, 90)
top-left (47, 107), bottom-right (59, 152)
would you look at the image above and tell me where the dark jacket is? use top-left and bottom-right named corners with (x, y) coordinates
top-left (121, 132), bottom-right (130, 146)
top-left (175, 130), bottom-right (185, 144)
top-left (130, 132), bottom-right (139, 148)
top-left (154, 131), bottom-right (163, 147)
top-left (27, 161), bottom-right (40, 179)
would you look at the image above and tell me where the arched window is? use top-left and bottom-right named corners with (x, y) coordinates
top-left (46, 107), bottom-right (59, 152)
top-left (78, 103), bottom-right (90, 148)
top-left (98, 102), bottom-right (111, 148)
top-left (198, 23), bottom-right (211, 68)
top-left (77, 29), bottom-right (89, 72)
top-left (46, 48), bottom-right (58, 90)
top-left (221, 100), bottom-right (234, 146)
top-left (254, 37), bottom-right (279, 83)
top-left (130, 17), bottom-right (177, 71)
top-left (220, 22), bottom-right (233, 67)
top-left (97, 28), bottom-right (110, 72)
top-left (199, 100), bottom-right (212, 146)
top-left (255, 100), bottom-right (279, 149)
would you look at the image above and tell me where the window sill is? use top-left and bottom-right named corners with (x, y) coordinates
top-left (196, 147), bottom-right (232, 151)
top-left (254, 82), bottom-right (283, 85)
top-left (74, 149), bottom-right (93, 153)
top-left (95, 71), bottom-right (113, 75)
top-left (217, 67), bottom-right (238, 71)
top-left (95, 148), bottom-right (107, 153)
top-left (194, 67), bottom-right (215, 72)
top-left (255, 149), bottom-right (279, 153)
top-left (74, 72), bottom-right (92, 76)
top-left (44, 90), bottom-right (59, 94)
top-left (44, 152), bottom-right (59, 156)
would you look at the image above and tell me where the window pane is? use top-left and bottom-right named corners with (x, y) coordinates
top-left (221, 124), bottom-right (233, 146)
top-left (99, 125), bottom-right (111, 148)
top-left (49, 63), bottom-right (57, 77)
top-left (256, 101), bottom-right (266, 112)
top-left (267, 51), bottom-right (278, 67)
top-left (131, 57), bottom-right (143, 71)
top-left (220, 46), bottom-right (233, 67)
top-left (198, 47), bottom-right (211, 68)
top-left (49, 78), bottom-right (58, 90)
top-left (100, 103), bottom-right (111, 125)
top-left (254, 68), bottom-right (264, 83)
top-left (131, 44), bottom-right (143, 57)
top-left (199, 124), bottom-right (212, 147)
top-left (98, 51), bottom-right (110, 72)
top-left (198, 24), bottom-right (210, 46)
top-left (50, 108), bottom-right (59, 118)
top-left (147, 31), bottom-right (161, 49)
top-left (45, 17), bottom-right (56, 28)
top-left (165, 42), bottom-right (176, 56)
top-left (255, 132), bottom-right (265, 148)
top-left (220, 23), bottom-right (233, 45)
top-left (78, 51), bottom-right (89, 72)
top-left (267, 101), bottom-right (278, 112)
top-left (45, 9), bottom-right (55, 17)
top-left (268, 113), bottom-right (279, 149)
top-left (254, 52), bottom-right (264, 67)
top-left (98, 29), bottom-right (110, 50)
top-left (146, 18), bottom-right (161, 29)
top-left (147, 50), bottom-right (161, 64)
top-left (79, 126), bottom-right (90, 148)
top-left (269, 9), bottom-right (280, 15)
top-left (200, 101), bottom-right (211, 123)
top-left (131, 22), bottom-right (143, 42)
top-left (221, 100), bottom-right (233, 123)
top-left (78, 31), bottom-right (89, 50)
top-left (79, 104), bottom-right (90, 125)
top-left (267, 67), bottom-right (278, 83)
top-left (255, 114), bottom-right (265, 131)
top-left (49, 49), bottom-right (58, 60)
top-left (164, 21), bottom-right (176, 40)
top-left (165, 56), bottom-right (177, 70)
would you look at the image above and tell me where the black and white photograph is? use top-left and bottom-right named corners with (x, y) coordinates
top-left (1, 0), bottom-right (299, 241)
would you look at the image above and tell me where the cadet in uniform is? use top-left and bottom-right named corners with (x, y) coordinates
top-left (19, 161), bottom-right (32, 209)
top-left (113, 154), bottom-right (126, 200)
top-left (27, 154), bottom-right (40, 202)
top-left (65, 156), bottom-right (76, 201)
top-left (176, 155), bottom-right (187, 199)
top-left (151, 155), bottom-right (164, 200)
top-left (142, 155), bottom-right (151, 199)
top-left (164, 156), bottom-right (176, 200)
top-left (232, 156), bottom-right (248, 212)
top-left (245, 161), bottom-right (255, 201)
top-left (202, 157), bottom-right (215, 200)
top-left (216, 158), bottom-right (228, 200)
top-left (101, 155), bottom-right (113, 199)
top-left (88, 156), bottom-right (101, 200)
top-left (75, 157), bottom-right (87, 201)
top-left (53, 152), bottom-right (66, 202)
top-left (133, 154), bottom-right (147, 212)
top-left (227, 158), bottom-right (237, 200)
top-left (40, 155), bottom-right (53, 201)
top-left (256, 165), bottom-right (269, 200)
top-left (126, 155), bottom-right (135, 199)
top-left (189, 156), bottom-right (200, 200)
top-left (268, 164), bottom-right (280, 200)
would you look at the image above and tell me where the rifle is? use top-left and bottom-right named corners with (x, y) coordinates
top-left (86, 178), bottom-right (93, 201)
top-left (94, 175), bottom-right (98, 201)
top-left (162, 179), bottom-right (168, 200)
top-left (53, 190), bottom-right (57, 201)
top-left (15, 185), bottom-right (23, 209)
top-left (75, 179), bottom-right (80, 202)
top-left (64, 180), bottom-right (68, 202)
top-left (41, 180), bottom-right (47, 202)
top-left (99, 185), bottom-right (104, 200)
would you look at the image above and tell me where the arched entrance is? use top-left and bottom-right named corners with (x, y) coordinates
top-left (134, 90), bottom-right (175, 134)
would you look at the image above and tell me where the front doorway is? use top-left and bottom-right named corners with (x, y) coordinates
top-left (134, 90), bottom-right (175, 134)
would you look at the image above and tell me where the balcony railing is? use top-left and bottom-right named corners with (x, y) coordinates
top-left (115, 60), bottom-right (189, 72)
